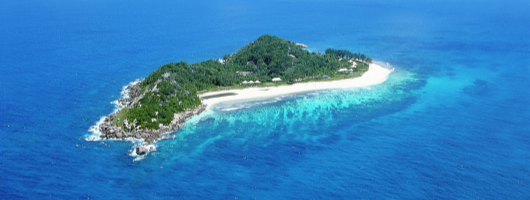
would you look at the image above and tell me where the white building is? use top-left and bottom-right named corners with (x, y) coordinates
top-left (338, 68), bottom-right (353, 73)
top-left (272, 77), bottom-right (282, 82)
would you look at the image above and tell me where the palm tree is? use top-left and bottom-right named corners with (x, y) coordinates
top-left (353, 53), bottom-right (360, 60)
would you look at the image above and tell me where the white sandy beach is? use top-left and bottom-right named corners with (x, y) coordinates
top-left (200, 63), bottom-right (393, 109)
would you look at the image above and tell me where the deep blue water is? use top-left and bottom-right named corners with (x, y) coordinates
top-left (1, 0), bottom-right (529, 199)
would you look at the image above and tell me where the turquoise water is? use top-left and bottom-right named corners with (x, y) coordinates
top-left (1, 0), bottom-right (529, 199)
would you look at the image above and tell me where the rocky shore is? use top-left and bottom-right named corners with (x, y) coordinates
top-left (95, 81), bottom-right (207, 155)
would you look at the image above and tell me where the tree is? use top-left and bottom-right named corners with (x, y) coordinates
top-left (117, 35), bottom-right (372, 131)
top-left (353, 53), bottom-right (360, 60)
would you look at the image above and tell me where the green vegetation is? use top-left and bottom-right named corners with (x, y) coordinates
top-left (325, 48), bottom-right (372, 64)
top-left (117, 35), bottom-right (372, 130)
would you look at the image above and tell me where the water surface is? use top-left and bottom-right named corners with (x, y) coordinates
top-left (1, 0), bottom-right (529, 199)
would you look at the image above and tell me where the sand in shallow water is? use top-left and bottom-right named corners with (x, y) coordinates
top-left (200, 63), bottom-right (393, 109)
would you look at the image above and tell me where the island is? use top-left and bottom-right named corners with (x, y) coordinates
top-left (92, 35), bottom-right (386, 155)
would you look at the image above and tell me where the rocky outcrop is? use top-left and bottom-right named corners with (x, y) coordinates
top-left (95, 79), bottom-right (207, 157)
top-left (97, 80), bottom-right (207, 144)
top-left (98, 104), bottom-right (206, 144)
top-left (135, 144), bottom-right (157, 155)
top-left (136, 146), bottom-right (148, 155)
top-left (295, 43), bottom-right (308, 48)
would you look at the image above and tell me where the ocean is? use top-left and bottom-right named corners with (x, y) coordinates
top-left (1, 0), bottom-right (529, 199)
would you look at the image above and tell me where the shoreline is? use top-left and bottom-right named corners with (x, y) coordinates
top-left (87, 79), bottom-right (206, 158)
top-left (88, 62), bottom-right (392, 158)
top-left (200, 63), bottom-right (393, 109)
top-left (87, 79), bottom-right (142, 142)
